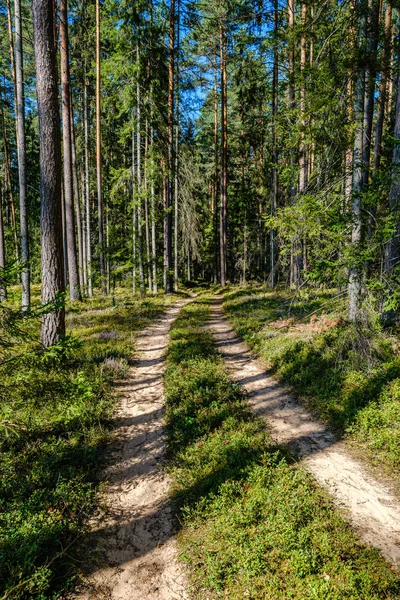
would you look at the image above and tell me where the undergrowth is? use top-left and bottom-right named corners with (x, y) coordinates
top-left (223, 286), bottom-right (400, 474)
top-left (0, 286), bottom-right (169, 599)
top-left (164, 297), bottom-right (400, 599)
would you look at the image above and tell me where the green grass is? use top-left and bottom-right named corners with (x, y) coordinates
top-left (164, 297), bottom-right (400, 599)
top-left (223, 286), bottom-right (400, 475)
top-left (0, 286), bottom-right (172, 599)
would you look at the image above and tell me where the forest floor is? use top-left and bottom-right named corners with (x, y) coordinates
top-left (3, 286), bottom-right (400, 599)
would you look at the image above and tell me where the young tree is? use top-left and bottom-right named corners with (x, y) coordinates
top-left (33, 0), bottom-right (65, 346)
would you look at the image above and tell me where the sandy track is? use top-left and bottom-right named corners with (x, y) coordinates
top-left (75, 301), bottom-right (189, 600)
top-left (207, 296), bottom-right (400, 566)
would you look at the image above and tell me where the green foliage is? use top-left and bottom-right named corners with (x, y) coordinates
top-left (164, 296), bottom-right (400, 599)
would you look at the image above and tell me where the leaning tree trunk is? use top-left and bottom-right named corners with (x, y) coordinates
top-left (60, 0), bottom-right (81, 301)
top-left (15, 0), bottom-right (30, 309)
top-left (33, 0), bottom-right (65, 346)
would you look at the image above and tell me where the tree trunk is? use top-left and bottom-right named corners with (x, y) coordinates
top-left (373, 0), bottom-right (392, 175)
top-left (165, 0), bottom-right (175, 293)
top-left (362, 0), bottom-right (380, 190)
top-left (213, 58), bottom-right (219, 283)
top-left (6, 0), bottom-right (19, 143)
top-left (150, 122), bottom-right (157, 293)
top-left (174, 0), bottom-right (180, 291)
top-left (382, 65), bottom-right (400, 324)
top-left (0, 186), bottom-right (7, 301)
top-left (271, 0), bottom-right (279, 287)
top-left (60, 0), bottom-right (81, 301)
top-left (96, 0), bottom-right (106, 295)
top-left (132, 119), bottom-right (137, 294)
top-left (162, 156), bottom-right (168, 289)
top-left (144, 118), bottom-right (152, 292)
top-left (84, 74), bottom-right (92, 297)
top-left (15, 0), bottom-right (30, 309)
top-left (136, 46), bottom-right (145, 296)
top-left (298, 1), bottom-right (308, 194)
top-left (348, 0), bottom-right (367, 323)
top-left (2, 106), bottom-right (19, 262)
top-left (33, 0), bottom-right (65, 346)
top-left (70, 95), bottom-right (84, 291)
top-left (219, 14), bottom-right (227, 287)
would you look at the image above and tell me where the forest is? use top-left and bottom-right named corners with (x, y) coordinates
top-left (2, 0), bottom-right (400, 596)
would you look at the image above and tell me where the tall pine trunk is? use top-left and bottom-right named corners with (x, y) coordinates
top-left (2, 107), bottom-right (19, 262)
top-left (174, 0), bottom-right (180, 291)
top-left (348, 0), bottom-right (367, 322)
top-left (70, 95), bottom-right (84, 291)
top-left (96, 0), bottom-right (106, 295)
top-left (33, 0), bottom-right (65, 346)
top-left (382, 64), bottom-right (400, 324)
top-left (373, 1), bottom-right (392, 174)
top-left (15, 0), bottom-right (30, 309)
top-left (60, 0), bottom-right (81, 301)
top-left (84, 74), bottom-right (92, 297)
top-left (271, 0), bottom-right (279, 287)
top-left (165, 0), bottom-right (174, 293)
top-left (219, 14), bottom-right (227, 287)
top-left (0, 187), bottom-right (6, 301)
top-left (136, 45), bottom-right (145, 296)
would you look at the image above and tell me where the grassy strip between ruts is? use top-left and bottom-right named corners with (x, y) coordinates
top-left (222, 286), bottom-right (400, 476)
top-left (0, 287), bottom-right (173, 599)
top-left (164, 296), bottom-right (400, 600)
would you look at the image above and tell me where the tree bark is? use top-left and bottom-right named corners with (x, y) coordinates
top-left (2, 106), bottom-right (19, 262)
top-left (271, 0), bottom-right (279, 287)
top-left (33, 0), bottom-right (65, 346)
top-left (132, 122), bottom-right (137, 294)
top-left (165, 0), bottom-right (175, 293)
top-left (219, 13), bottom-right (227, 287)
top-left (60, 0), bottom-right (81, 301)
top-left (174, 0), bottom-right (180, 291)
top-left (144, 117), bottom-right (152, 292)
top-left (362, 0), bottom-right (380, 190)
top-left (84, 74), bottom-right (93, 297)
top-left (373, 1), bottom-right (392, 174)
top-left (15, 0), bottom-right (30, 309)
top-left (136, 45), bottom-right (145, 296)
top-left (0, 186), bottom-right (7, 301)
top-left (70, 95), bottom-right (84, 291)
top-left (382, 64), bottom-right (400, 324)
top-left (348, 0), bottom-right (367, 322)
top-left (96, 0), bottom-right (106, 295)
top-left (6, 0), bottom-right (19, 142)
top-left (213, 58), bottom-right (219, 283)
top-left (298, 2), bottom-right (308, 195)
